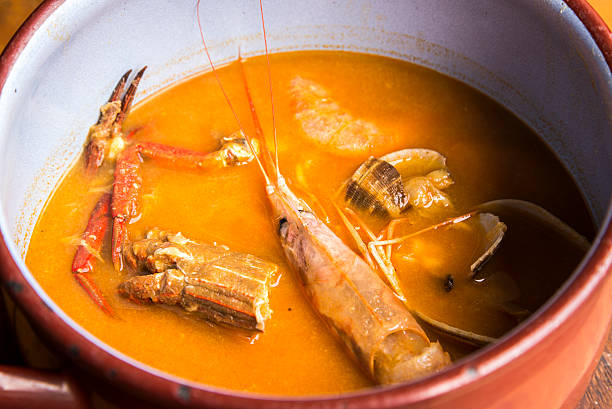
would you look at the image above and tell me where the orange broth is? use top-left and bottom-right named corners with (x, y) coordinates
top-left (25, 51), bottom-right (593, 395)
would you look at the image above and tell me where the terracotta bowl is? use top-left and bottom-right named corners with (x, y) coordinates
top-left (1, 1), bottom-right (611, 408)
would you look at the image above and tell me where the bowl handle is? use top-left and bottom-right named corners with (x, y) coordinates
top-left (0, 366), bottom-right (89, 409)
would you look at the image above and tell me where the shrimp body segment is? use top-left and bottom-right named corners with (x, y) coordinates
top-left (267, 177), bottom-right (451, 384)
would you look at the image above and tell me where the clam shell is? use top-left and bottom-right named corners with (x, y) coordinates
top-left (412, 310), bottom-right (497, 346)
top-left (380, 148), bottom-right (448, 179)
top-left (470, 213), bottom-right (507, 277)
top-left (382, 148), bottom-right (454, 210)
top-left (474, 199), bottom-right (590, 252)
top-left (344, 157), bottom-right (409, 217)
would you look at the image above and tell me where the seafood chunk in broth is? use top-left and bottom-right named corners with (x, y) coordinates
top-left (25, 29), bottom-right (593, 395)
top-left (120, 229), bottom-right (277, 331)
top-left (344, 148), bottom-right (454, 218)
top-left (381, 148), bottom-right (454, 210)
top-left (291, 76), bottom-right (398, 155)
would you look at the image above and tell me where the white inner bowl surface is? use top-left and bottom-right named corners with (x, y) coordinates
top-left (0, 0), bottom-right (611, 393)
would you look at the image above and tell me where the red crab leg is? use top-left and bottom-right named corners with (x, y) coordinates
top-left (110, 142), bottom-right (234, 270)
top-left (111, 145), bottom-right (141, 271)
top-left (137, 142), bottom-right (237, 169)
top-left (71, 192), bottom-right (115, 316)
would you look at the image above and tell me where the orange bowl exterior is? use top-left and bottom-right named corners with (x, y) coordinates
top-left (0, 1), bottom-right (611, 408)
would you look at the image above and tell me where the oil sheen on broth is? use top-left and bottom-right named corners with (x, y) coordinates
top-left (25, 51), bottom-right (592, 395)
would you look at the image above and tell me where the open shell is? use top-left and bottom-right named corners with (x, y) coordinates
top-left (470, 213), bottom-right (507, 277)
top-left (411, 310), bottom-right (497, 346)
top-left (380, 148), bottom-right (453, 209)
top-left (423, 199), bottom-right (590, 345)
top-left (368, 211), bottom-right (508, 346)
top-left (406, 214), bottom-right (505, 346)
top-left (474, 199), bottom-right (590, 252)
top-left (343, 148), bottom-right (454, 217)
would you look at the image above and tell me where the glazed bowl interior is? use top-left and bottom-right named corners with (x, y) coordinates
top-left (1, 0), bottom-right (611, 399)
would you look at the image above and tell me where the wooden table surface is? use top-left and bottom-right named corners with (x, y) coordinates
top-left (578, 331), bottom-right (612, 409)
top-left (0, 0), bottom-right (611, 408)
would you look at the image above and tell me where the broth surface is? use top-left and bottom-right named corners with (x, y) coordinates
top-left (26, 51), bottom-right (592, 395)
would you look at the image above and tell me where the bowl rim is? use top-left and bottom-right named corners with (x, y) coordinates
top-left (0, 0), bottom-right (611, 408)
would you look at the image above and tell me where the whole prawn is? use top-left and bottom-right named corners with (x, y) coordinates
top-left (197, 0), bottom-right (450, 384)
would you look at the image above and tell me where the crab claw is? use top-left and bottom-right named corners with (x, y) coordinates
top-left (84, 70), bottom-right (130, 174)
top-left (84, 67), bottom-right (147, 175)
top-left (73, 273), bottom-right (115, 317)
top-left (115, 67), bottom-right (146, 129)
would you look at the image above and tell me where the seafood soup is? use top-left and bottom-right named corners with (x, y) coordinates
top-left (25, 51), bottom-right (592, 395)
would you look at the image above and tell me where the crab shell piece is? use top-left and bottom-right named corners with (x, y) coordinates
top-left (120, 229), bottom-right (277, 332)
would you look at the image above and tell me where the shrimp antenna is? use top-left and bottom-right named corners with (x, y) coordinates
top-left (259, 0), bottom-right (280, 181)
top-left (196, 0), bottom-right (271, 186)
top-left (238, 46), bottom-right (278, 179)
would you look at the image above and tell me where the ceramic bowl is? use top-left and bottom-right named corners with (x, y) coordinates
top-left (1, 1), bottom-right (611, 408)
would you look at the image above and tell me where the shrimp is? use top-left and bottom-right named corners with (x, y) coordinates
top-left (263, 170), bottom-right (451, 383)
top-left (196, 0), bottom-right (451, 384)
